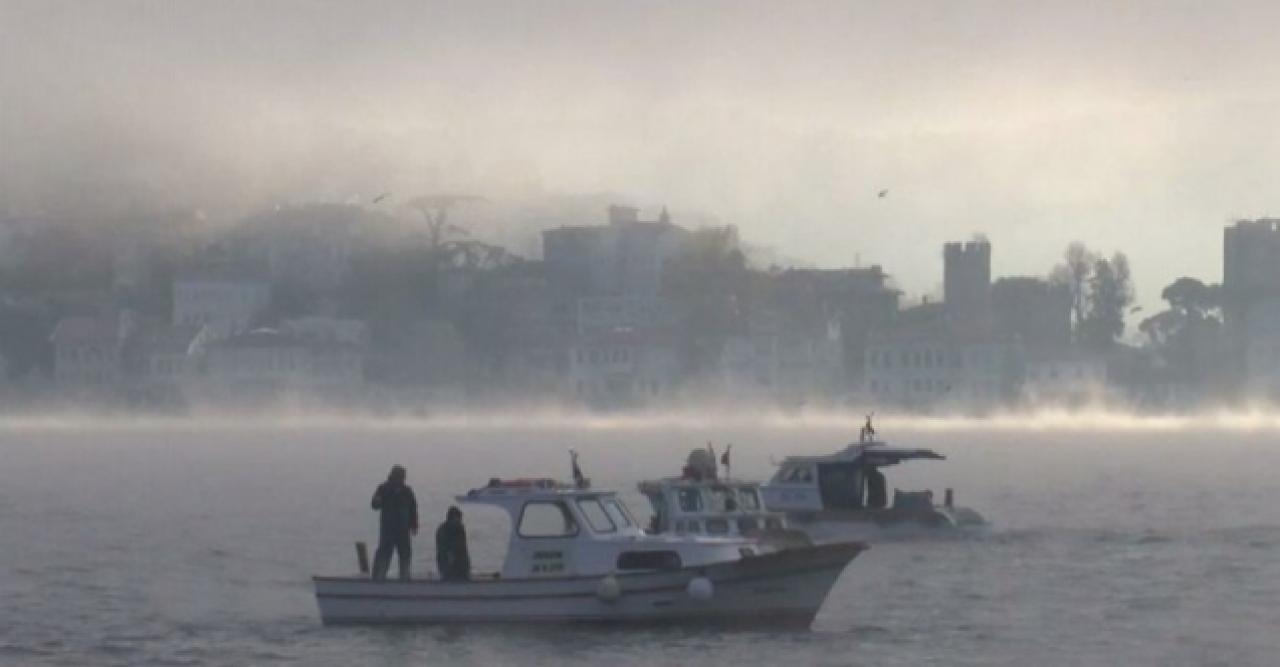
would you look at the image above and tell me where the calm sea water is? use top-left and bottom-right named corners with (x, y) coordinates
top-left (1, 416), bottom-right (1278, 666)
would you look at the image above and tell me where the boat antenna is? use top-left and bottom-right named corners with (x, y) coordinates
top-left (720, 444), bottom-right (732, 480)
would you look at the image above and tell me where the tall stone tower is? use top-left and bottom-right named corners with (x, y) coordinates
top-left (944, 238), bottom-right (992, 333)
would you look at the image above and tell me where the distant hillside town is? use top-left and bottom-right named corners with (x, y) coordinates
top-left (0, 200), bottom-right (1272, 414)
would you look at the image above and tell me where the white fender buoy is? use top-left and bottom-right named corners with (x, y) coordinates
top-left (596, 574), bottom-right (621, 602)
top-left (686, 576), bottom-right (714, 601)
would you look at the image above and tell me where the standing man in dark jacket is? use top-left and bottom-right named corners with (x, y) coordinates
top-left (435, 506), bottom-right (471, 581)
top-left (371, 465), bottom-right (418, 581)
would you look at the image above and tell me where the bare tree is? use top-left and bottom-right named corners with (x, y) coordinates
top-left (1050, 242), bottom-right (1097, 339)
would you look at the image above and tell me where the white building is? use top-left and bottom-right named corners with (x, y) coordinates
top-left (721, 311), bottom-right (843, 403)
top-left (50, 315), bottom-right (125, 386)
top-left (568, 331), bottom-right (681, 406)
top-left (1023, 352), bottom-right (1109, 405)
top-left (543, 205), bottom-right (695, 298)
top-left (173, 270), bottom-right (270, 336)
top-left (201, 328), bottom-right (364, 398)
top-left (280, 317), bottom-right (369, 346)
top-left (576, 296), bottom-right (671, 335)
top-left (865, 336), bottom-right (1022, 410)
top-left (1241, 299), bottom-right (1280, 398)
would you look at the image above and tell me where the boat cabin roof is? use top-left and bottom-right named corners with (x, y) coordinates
top-left (638, 477), bottom-right (763, 492)
top-left (774, 441), bottom-right (944, 469)
top-left (457, 478), bottom-right (617, 511)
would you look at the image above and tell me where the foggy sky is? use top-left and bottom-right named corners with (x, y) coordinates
top-left (6, 1), bottom-right (1280, 311)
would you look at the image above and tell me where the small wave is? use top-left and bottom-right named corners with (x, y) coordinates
top-left (843, 624), bottom-right (891, 637)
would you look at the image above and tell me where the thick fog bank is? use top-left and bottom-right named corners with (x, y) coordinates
top-left (4, 405), bottom-right (1280, 435)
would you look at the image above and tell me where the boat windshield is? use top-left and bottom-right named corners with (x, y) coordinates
top-left (603, 498), bottom-right (633, 527)
top-left (575, 498), bottom-right (616, 533)
top-left (782, 465), bottom-right (813, 483)
top-left (677, 488), bottom-right (703, 512)
top-left (709, 487), bottom-right (738, 512)
top-left (737, 488), bottom-right (761, 511)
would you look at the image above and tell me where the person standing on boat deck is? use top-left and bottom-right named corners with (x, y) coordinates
top-left (371, 465), bottom-right (418, 581)
top-left (435, 506), bottom-right (471, 581)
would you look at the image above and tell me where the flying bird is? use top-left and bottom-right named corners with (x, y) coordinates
top-left (372, 192), bottom-right (391, 204)
top-left (877, 189), bottom-right (889, 198)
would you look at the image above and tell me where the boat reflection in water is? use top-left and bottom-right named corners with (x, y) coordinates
top-left (313, 476), bottom-right (865, 626)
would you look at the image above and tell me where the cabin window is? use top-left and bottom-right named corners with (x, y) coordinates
top-left (616, 551), bottom-right (682, 571)
top-left (705, 518), bottom-right (729, 535)
top-left (603, 499), bottom-right (633, 527)
top-left (710, 487), bottom-right (738, 512)
top-left (677, 488), bottom-right (703, 512)
top-left (518, 501), bottom-right (580, 538)
top-left (764, 517), bottom-right (783, 530)
top-left (737, 517), bottom-right (759, 533)
top-left (575, 498), bottom-right (616, 533)
top-left (817, 463), bottom-right (862, 510)
top-left (685, 520), bottom-right (701, 534)
top-left (783, 466), bottom-right (813, 483)
top-left (737, 489), bottom-right (761, 510)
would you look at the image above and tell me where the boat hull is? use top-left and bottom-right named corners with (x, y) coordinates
top-left (314, 542), bottom-right (863, 625)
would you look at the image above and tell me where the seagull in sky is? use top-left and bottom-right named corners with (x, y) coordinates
top-left (372, 192), bottom-right (391, 204)
top-left (877, 189), bottom-right (889, 198)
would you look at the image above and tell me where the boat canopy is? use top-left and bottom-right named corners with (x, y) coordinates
top-left (457, 478), bottom-right (623, 513)
top-left (775, 441), bottom-right (945, 469)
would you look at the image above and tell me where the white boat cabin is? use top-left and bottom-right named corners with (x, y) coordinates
top-left (638, 477), bottom-right (786, 538)
top-left (459, 479), bottom-right (755, 580)
top-left (761, 440), bottom-right (945, 513)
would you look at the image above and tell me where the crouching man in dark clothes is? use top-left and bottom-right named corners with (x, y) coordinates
top-left (371, 465), bottom-right (418, 581)
top-left (435, 506), bottom-right (471, 581)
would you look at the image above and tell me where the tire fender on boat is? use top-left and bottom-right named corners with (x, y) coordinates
top-left (596, 574), bottom-right (622, 603)
top-left (686, 576), bottom-right (714, 601)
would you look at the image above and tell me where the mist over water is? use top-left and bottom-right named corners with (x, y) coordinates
top-left (6, 2), bottom-right (1280, 663)
top-left (1, 416), bottom-right (1278, 665)
top-left (6, 406), bottom-right (1280, 434)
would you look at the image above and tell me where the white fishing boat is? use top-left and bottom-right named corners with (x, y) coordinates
top-left (313, 476), bottom-right (865, 626)
top-left (761, 430), bottom-right (986, 543)
top-left (637, 448), bottom-right (812, 550)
